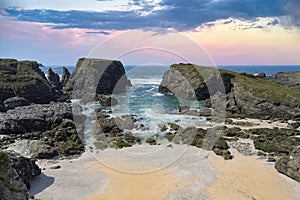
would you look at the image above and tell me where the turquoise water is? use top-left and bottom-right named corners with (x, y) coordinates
top-left (46, 64), bottom-right (300, 138)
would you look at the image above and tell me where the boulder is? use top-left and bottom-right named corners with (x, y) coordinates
top-left (65, 58), bottom-right (130, 99)
top-left (275, 146), bottom-right (300, 182)
top-left (47, 68), bottom-right (63, 90)
top-left (4, 97), bottom-right (29, 110)
top-left (61, 67), bottom-right (71, 87)
top-left (0, 59), bottom-right (55, 104)
top-left (268, 71), bottom-right (300, 91)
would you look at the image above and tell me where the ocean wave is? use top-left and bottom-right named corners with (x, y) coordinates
top-left (130, 78), bottom-right (162, 85)
top-left (152, 93), bottom-right (164, 97)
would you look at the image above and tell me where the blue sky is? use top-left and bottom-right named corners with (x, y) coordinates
top-left (0, 0), bottom-right (299, 65)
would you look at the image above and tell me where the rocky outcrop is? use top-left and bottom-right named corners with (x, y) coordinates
top-left (0, 103), bottom-right (84, 158)
top-left (159, 63), bottom-right (300, 119)
top-left (0, 151), bottom-right (40, 200)
top-left (275, 146), bottom-right (300, 182)
top-left (0, 102), bottom-right (73, 134)
top-left (65, 58), bottom-right (130, 99)
top-left (0, 151), bottom-right (28, 200)
top-left (4, 97), bottom-right (29, 110)
top-left (47, 68), bottom-right (63, 90)
top-left (227, 74), bottom-right (300, 119)
top-left (159, 63), bottom-right (235, 100)
top-left (8, 152), bottom-right (41, 189)
top-left (0, 59), bottom-right (55, 104)
top-left (267, 71), bottom-right (300, 91)
top-left (61, 67), bottom-right (71, 87)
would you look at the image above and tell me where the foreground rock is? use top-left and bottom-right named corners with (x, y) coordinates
top-left (66, 58), bottom-right (131, 99)
top-left (159, 63), bottom-right (300, 119)
top-left (0, 103), bottom-right (84, 158)
top-left (0, 151), bottom-right (40, 200)
top-left (268, 71), bottom-right (300, 91)
top-left (275, 146), bottom-right (300, 182)
top-left (0, 59), bottom-right (55, 104)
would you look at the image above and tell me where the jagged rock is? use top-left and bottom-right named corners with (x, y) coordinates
top-left (65, 58), bottom-right (130, 99)
top-left (8, 152), bottom-right (41, 189)
top-left (0, 59), bottom-right (55, 104)
top-left (61, 67), bottom-right (71, 87)
top-left (0, 151), bottom-right (28, 200)
top-left (4, 97), bottom-right (29, 110)
top-left (0, 151), bottom-right (40, 200)
top-left (47, 68), bottom-right (63, 90)
top-left (268, 71), bottom-right (300, 91)
top-left (0, 102), bottom-right (73, 135)
top-left (275, 146), bottom-right (300, 182)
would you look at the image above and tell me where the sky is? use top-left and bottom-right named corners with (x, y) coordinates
top-left (0, 0), bottom-right (300, 66)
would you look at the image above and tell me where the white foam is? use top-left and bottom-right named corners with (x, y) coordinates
top-left (152, 93), bottom-right (164, 97)
top-left (130, 78), bottom-right (162, 85)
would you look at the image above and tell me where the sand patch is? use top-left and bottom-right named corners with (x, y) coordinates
top-left (208, 154), bottom-right (299, 200)
top-left (87, 163), bottom-right (179, 200)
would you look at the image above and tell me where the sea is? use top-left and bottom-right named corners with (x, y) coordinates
top-left (41, 65), bottom-right (300, 140)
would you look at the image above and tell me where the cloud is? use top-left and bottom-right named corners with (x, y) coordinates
top-left (267, 19), bottom-right (279, 26)
top-left (86, 30), bottom-right (111, 35)
top-left (2, 0), bottom-right (299, 32)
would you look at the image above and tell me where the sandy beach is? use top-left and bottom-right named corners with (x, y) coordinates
top-left (30, 144), bottom-right (300, 200)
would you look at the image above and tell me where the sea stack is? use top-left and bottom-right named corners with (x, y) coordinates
top-left (65, 58), bottom-right (131, 99)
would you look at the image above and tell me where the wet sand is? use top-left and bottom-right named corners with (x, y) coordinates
top-left (30, 145), bottom-right (300, 200)
top-left (208, 153), bottom-right (300, 200)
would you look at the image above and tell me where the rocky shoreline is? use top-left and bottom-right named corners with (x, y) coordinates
top-left (1, 59), bottom-right (300, 199)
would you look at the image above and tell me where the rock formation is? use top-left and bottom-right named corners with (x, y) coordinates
top-left (0, 103), bottom-right (84, 158)
top-left (65, 58), bottom-right (130, 99)
top-left (61, 67), bottom-right (71, 87)
top-left (0, 151), bottom-right (40, 200)
top-left (0, 59), bottom-right (55, 104)
top-left (159, 63), bottom-right (300, 119)
top-left (159, 63), bottom-right (234, 100)
top-left (47, 68), bottom-right (63, 90)
top-left (275, 146), bottom-right (300, 182)
top-left (267, 71), bottom-right (300, 91)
